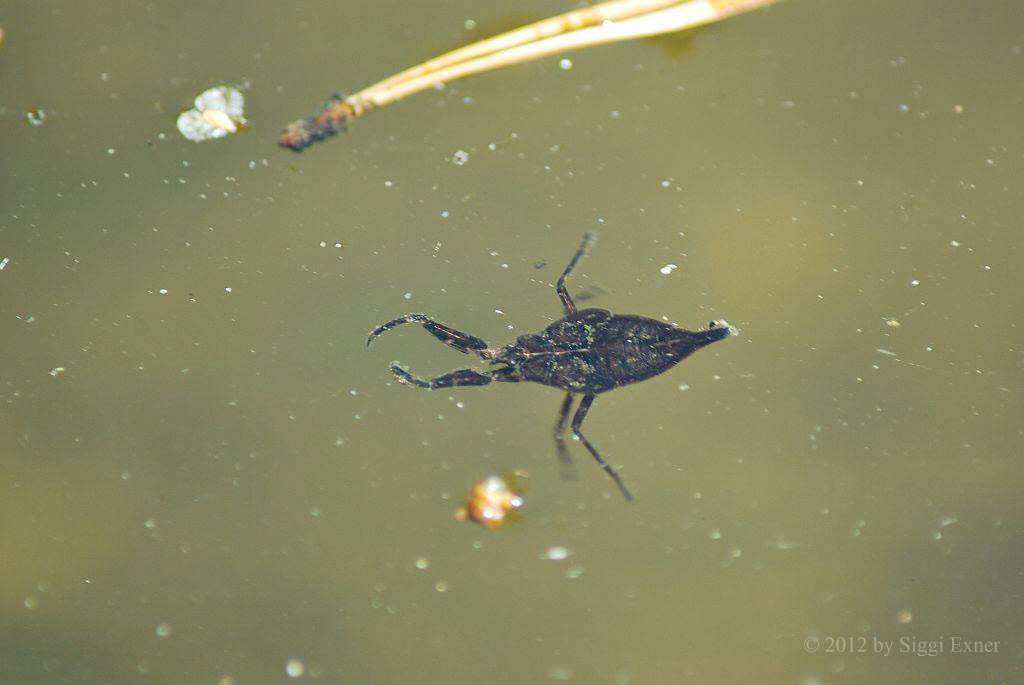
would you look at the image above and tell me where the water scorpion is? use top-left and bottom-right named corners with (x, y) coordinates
top-left (367, 233), bottom-right (737, 501)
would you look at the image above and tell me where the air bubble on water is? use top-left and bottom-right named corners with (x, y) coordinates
top-left (155, 622), bottom-right (172, 638)
top-left (285, 659), bottom-right (305, 678)
top-left (559, 58), bottom-right (573, 70)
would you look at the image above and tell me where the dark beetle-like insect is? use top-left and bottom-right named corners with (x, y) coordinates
top-left (366, 233), bottom-right (736, 501)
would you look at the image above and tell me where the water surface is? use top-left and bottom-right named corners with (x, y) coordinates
top-left (2, 1), bottom-right (1021, 683)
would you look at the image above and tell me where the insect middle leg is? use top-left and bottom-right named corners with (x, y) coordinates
top-left (556, 232), bottom-right (595, 316)
top-left (553, 392), bottom-right (575, 466)
top-left (367, 313), bottom-right (491, 356)
top-left (390, 364), bottom-right (492, 389)
top-left (571, 393), bottom-right (634, 501)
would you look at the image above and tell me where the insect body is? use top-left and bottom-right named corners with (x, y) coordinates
top-left (367, 233), bottom-right (736, 500)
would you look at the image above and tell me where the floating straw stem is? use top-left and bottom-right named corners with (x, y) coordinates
top-left (279, 0), bottom-right (782, 151)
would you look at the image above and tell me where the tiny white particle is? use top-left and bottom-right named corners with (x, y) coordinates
top-left (910, 279), bottom-right (920, 286)
top-left (224, 287), bottom-right (232, 293)
top-left (540, 545), bottom-right (570, 561)
top-left (452, 149), bottom-right (469, 165)
top-left (26, 109), bottom-right (47, 126)
top-left (403, 292), bottom-right (412, 300)
top-left (159, 288), bottom-right (168, 295)
top-left (559, 58), bottom-right (573, 70)
top-left (319, 241), bottom-right (327, 247)
top-left (659, 264), bottom-right (677, 275)
top-left (155, 622), bottom-right (172, 638)
top-left (107, 148), bottom-right (116, 155)
top-left (384, 180), bottom-right (394, 188)
top-left (285, 659), bottom-right (305, 678)
top-left (949, 240), bottom-right (960, 247)
top-left (550, 666), bottom-right (573, 681)
top-left (49, 367), bottom-right (66, 377)
top-left (678, 383), bottom-right (690, 391)
top-left (0, 257), bottom-right (9, 270)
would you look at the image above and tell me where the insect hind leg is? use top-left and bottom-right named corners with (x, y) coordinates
top-left (367, 313), bottom-right (491, 356)
top-left (571, 393), bottom-right (634, 501)
top-left (390, 364), bottom-right (493, 389)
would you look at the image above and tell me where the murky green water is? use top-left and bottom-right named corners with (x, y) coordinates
top-left (2, 1), bottom-right (1021, 683)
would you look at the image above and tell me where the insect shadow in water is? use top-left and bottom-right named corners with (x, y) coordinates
top-left (366, 233), bottom-right (737, 501)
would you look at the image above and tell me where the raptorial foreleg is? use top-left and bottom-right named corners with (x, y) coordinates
top-left (390, 364), bottom-right (493, 389)
top-left (367, 314), bottom-right (490, 356)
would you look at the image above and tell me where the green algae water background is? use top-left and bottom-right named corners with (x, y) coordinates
top-left (1, 1), bottom-right (1021, 683)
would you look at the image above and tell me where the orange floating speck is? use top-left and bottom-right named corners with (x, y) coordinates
top-left (454, 472), bottom-right (526, 528)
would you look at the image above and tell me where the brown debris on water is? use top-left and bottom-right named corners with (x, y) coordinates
top-left (278, 95), bottom-right (361, 152)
